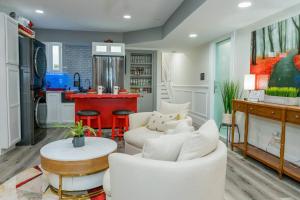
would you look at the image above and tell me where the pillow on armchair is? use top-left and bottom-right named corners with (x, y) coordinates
top-left (177, 120), bottom-right (219, 161)
top-left (142, 133), bottom-right (192, 161)
top-left (146, 111), bottom-right (178, 132)
top-left (160, 101), bottom-right (190, 119)
top-left (166, 120), bottom-right (195, 135)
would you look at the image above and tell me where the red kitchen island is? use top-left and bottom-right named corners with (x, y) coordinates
top-left (71, 93), bottom-right (140, 128)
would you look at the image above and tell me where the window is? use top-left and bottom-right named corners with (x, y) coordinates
top-left (45, 42), bottom-right (62, 72)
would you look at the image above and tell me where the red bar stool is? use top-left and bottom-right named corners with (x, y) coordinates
top-left (111, 110), bottom-right (133, 140)
top-left (76, 110), bottom-right (102, 137)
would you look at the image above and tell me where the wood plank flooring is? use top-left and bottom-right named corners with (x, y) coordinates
top-left (0, 128), bottom-right (299, 200)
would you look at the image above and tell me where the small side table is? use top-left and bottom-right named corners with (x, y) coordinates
top-left (219, 123), bottom-right (240, 146)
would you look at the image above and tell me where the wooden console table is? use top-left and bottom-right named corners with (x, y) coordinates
top-left (231, 100), bottom-right (300, 182)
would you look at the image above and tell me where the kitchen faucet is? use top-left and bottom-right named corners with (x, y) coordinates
top-left (73, 72), bottom-right (81, 90)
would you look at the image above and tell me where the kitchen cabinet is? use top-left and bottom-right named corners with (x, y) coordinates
top-left (0, 13), bottom-right (20, 152)
top-left (46, 92), bottom-right (61, 123)
top-left (46, 92), bottom-right (75, 124)
top-left (92, 42), bottom-right (125, 56)
top-left (125, 50), bottom-right (157, 112)
top-left (61, 103), bottom-right (75, 123)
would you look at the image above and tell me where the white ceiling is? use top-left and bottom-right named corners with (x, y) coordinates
top-left (0, 0), bottom-right (184, 32)
top-left (128, 0), bottom-right (300, 50)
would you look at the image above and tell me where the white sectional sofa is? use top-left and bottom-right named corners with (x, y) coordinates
top-left (104, 120), bottom-right (227, 200)
top-left (124, 101), bottom-right (193, 154)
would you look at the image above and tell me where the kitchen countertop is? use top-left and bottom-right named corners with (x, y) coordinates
top-left (70, 93), bottom-right (140, 99)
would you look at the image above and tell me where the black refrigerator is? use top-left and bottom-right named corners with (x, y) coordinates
top-left (92, 56), bottom-right (125, 93)
top-left (18, 36), bottom-right (47, 145)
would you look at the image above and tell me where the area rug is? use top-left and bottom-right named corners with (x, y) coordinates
top-left (0, 166), bottom-right (106, 200)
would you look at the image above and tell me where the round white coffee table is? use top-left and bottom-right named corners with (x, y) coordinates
top-left (40, 137), bottom-right (117, 199)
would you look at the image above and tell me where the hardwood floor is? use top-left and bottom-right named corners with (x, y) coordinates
top-left (0, 128), bottom-right (299, 200)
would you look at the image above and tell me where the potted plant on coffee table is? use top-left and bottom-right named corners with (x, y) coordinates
top-left (66, 121), bottom-right (96, 148)
top-left (220, 80), bottom-right (241, 124)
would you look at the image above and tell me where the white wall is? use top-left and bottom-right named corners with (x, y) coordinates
top-left (161, 44), bottom-right (210, 126)
top-left (231, 5), bottom-right (300, 165)
top-left (166, 5), bottom-right (300, 164)
top-left (171, 45), bottom-right (210, 86)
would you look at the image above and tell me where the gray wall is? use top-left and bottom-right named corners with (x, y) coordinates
top-left (62, 44), bottom-right (92, 89)
top-left (35, 29), bottom-right (123, 44)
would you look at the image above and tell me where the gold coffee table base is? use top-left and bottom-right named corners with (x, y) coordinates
top-left (49, 184), bottom-right (104, 200)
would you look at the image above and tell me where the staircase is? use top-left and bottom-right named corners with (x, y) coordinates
top-left (160, 82), bottom-right (173, 103)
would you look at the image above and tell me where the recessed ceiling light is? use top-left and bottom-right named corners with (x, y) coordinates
top-left (189, 33), bottom-right (198, 38)
top-left (35, 9), bottom-right (44, 14)
top-left (123, 15), bottom-right (131, 19)
top-left (238, 1), bottom-right (252, 8)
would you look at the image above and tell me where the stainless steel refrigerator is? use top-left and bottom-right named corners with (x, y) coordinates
top-left (92, 56), bottom-right (125, 93)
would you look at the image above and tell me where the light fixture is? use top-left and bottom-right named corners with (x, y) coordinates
top-left (189, 33), bottom-right (198, 38)
top-left (244, 74), bottom-right (255, 91)
top-left (35, 9), bottom-right (44, 14)
top-left (238, 1), bottom-right (252, 8)
top-left (244, 74), bottom-right (260, 102)
top-left (123, 15), bottom-right (131, 19)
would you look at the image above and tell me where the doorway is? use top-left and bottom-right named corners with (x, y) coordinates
top-left (213, 38), bottom-right (232, 138)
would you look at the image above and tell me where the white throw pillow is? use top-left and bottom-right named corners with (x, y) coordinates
top-left (177, 120), bottom-right (219, 161)
top-left (142, 133), bottom-right (191, 161)
top-left (166, 121), bottom-right (195, 135)
top-left (146, 111), bottom-right (178, 132)
top-left (160, 101), bottom-right (190, 119)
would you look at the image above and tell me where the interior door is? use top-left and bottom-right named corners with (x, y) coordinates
top-left (214, 38), bottom-right (231, 136)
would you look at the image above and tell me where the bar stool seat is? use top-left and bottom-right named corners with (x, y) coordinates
top-left (112, 110), bottom-right (134, 115)
top-left (76, 110), bottom-right (102, 137)
top-left (111, 110), bottom-right (133, 140)
top-left (77, 110), bottom-right (100, 116)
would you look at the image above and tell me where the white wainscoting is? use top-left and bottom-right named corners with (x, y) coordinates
top-left (172, 85), bottom-right (210, 127)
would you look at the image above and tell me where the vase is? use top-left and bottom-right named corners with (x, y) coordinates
top-left (222, 113), bottom-right (232, 125)
top-left (264, 95), bottom-right (285, 105)
top-left (72, 136), bottom-right (85, 148)
top-left (285, 97), bottom-right (299, 106)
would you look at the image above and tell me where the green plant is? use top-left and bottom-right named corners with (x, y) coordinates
top-left (265, 87), bottom-right (299, 97)
top-left (66, 121), bottom-right (96, 138)
top-left (220, 81), bottom-right (241, 114)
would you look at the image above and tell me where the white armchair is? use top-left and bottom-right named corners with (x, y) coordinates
top-left (124, 102), bottom-right (193, 155)
top-left (103, 141), bottom-right (227, 200)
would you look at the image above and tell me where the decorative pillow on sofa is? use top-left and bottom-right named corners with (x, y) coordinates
top-left (160, 101), bottom-right (190, 119)
top-left (146, 111), bottom-right (178, 132)
top-left (177, 120), bottom-right (219, 161)
top-left (142, 133), bottom-right (192, 161)
top-left (166, 120), bottom-right (195, 135)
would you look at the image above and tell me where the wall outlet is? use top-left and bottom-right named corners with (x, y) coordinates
top-left (200, 73), bottom-right (205, 81)
top-left (272, 131), bottom-right (281, 143)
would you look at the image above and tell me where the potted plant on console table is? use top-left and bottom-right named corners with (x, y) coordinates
top-left (264, 87), bottom-right (299, 106)
top-left (220, 81), bottom-right (241, 124)
top-left (66, 121), bottom-right (96, 148)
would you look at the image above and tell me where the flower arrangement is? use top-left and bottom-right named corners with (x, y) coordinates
top-left (264, 87), bottom-right (299, 106)
top-left (265, 87), bottom-right (299, 97)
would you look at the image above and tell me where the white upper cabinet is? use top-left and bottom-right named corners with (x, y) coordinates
top-left (5, 16), bottom-right (19, 65)
top-left (92, 42), bottom-right (125, 56)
